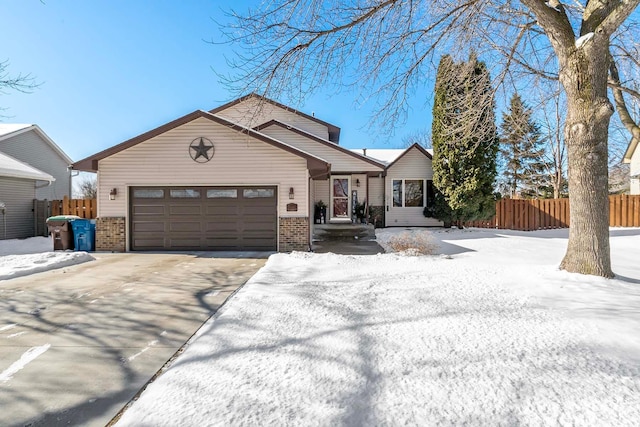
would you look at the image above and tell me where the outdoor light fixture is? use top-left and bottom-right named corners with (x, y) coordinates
top-left (109, 188), bottom-right (117, 200)
top-left (289, 187), bottom-right (294, 199)
top-left (356, 179), bottom-right (360, 187)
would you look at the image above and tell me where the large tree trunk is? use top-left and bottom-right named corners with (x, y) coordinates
top-left (558, 43), bottom-right (614, 278)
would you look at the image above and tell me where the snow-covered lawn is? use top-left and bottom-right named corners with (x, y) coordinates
top-left (116, 227), bottom-right (640, 426)
top-left (0, 237), bottom-right (94, 281)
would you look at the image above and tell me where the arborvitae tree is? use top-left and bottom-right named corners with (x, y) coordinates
top-left (431, 54), bottom-right (499, 224)
top-left (500, 94), bottom-right (548, 198)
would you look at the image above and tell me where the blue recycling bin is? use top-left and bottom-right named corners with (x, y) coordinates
top-left (70, 219), bottom-right (95, 252)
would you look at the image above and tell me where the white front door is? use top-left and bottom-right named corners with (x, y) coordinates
top-left (330, 176), bottom-right (351, 221)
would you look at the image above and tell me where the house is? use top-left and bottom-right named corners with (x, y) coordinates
top-left (0, 124), bottom-right (72, 239)
top-left (72, 94), bottom-right (441, 252)
top-left (623, 136), bottom-right (640, 194)
top-left (0, 124), bottom-right (72, 200)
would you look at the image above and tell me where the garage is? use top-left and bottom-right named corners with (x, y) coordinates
top-left (130, 186), bottom-right (277, 251)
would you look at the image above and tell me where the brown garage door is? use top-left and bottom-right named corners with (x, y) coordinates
top-left (130, 186), bottom-right (277, 251)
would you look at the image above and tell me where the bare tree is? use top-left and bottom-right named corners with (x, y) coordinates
top-left (0, 59), bottom-right (37, 113)
top-left (74, 176), bottom-right (97, 199)
top-left (220, 1), bottom-right (640, 277)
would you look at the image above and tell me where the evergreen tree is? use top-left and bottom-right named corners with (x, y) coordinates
top-left (500, 94), bottom-right (548, 198)
top-left (430, 54), bottom-right (499, 224)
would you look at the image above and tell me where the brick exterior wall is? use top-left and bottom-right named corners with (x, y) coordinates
top-left (368, 206), bottom-right (385, 228)
top-left (96, 217), bottom-right (126, 252)
top-left (279, 217), bottom-right (309, 252)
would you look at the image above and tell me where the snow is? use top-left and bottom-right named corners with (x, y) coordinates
top-left (576, 32), bottom-right (595, 48)
top-left (116, 227), bottom-right (640, 426)
top-left (0, 237), bottom-right (94, 281)
top-left (0, 344), bottom-right (51, 383)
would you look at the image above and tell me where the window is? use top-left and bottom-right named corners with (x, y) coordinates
top-left (133, 189), bottom-right (164, 198)
top-left (393, 180), bottom-right (403, 207)
top-left (392, 179), bottom-right (425, 207)
top-left (405, 180), bottom-right (424, 207)
top-left (207, 189), bottom-right (237, 198)
top-left (243, 188), bottom-right (275, 198)
top-left (170, 189), bottom-right (201, 198)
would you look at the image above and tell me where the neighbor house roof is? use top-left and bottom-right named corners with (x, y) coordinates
top-left (0, 151), bottom-right (55, 182)
top-left (72, 110), bottom-right (331, 177)
top-left (254, 120), bottom-right (385, 170)
top-left (350, 145), bottom-right (433, 167)
top-left (0, 123), bottom-right (73, 165)
top-left (210, 93), bottom-right (341, 143)
top-left (623, 137), bottom-right (639, 163)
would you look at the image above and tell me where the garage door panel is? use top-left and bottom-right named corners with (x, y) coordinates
top-left (170, 205), bottom-right (202, 215)
top-left (169, 221), bottom-right (203, 232)
top-left (168, 238), bottom-right (205, 248)
top-left (205, 205), bottom-right (239, 215)
top-left (132, 205), bottom-right (166, 215)
top-left (132, 238), bottom-right (165, 249)
top-left (131, 186), bottom-right (278, 251)
top-left (132, 221), bottom-right (166, 232)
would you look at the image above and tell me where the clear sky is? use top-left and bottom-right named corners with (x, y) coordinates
top-left (0, 1), bottom-right (434, 163)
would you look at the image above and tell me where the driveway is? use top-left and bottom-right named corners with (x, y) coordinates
top-left (0, 252), bottom-right (267, 427)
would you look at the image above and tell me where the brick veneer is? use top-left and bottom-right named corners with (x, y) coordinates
top-left (96, 217), bottom-right (126, 252)
top-left (279, 217), bottom-right (309, 252)
top-left (368, 206), bottom-right (385, 228)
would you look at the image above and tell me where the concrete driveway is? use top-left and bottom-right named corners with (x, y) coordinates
top-left (0, 252), bottom-right (267, 427)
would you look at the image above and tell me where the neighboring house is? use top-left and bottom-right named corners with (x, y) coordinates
top-left (0, 151), bottom-right (54, 239)
top-left (623, 137), bottom-right (640, 194)
top-left (0, 124), bottom-right (72, 200)
top-left (72, 94), bottom-right (441, 253)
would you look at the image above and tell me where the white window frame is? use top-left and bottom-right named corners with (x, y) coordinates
top-left (392, 179), bottom-right (426, 208)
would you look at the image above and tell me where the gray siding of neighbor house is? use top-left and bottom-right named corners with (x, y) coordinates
top-left (0, 129), bottom-right (71, 200)
top-left (0, 177), bottom-right (36, 239)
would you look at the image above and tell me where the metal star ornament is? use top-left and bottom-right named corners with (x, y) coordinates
top-left (189, 137), bottom-right (214, 163)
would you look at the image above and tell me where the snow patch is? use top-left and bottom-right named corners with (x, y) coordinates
top-left (115, 228), bottom-right (640, 426)
top-left (576, 32), bottom-right (594, 48)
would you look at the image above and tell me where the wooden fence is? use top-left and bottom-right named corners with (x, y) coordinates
top-left (51, 196), bottom-right (97, 219)
top-left (459, 195), bottom-right (640, 231)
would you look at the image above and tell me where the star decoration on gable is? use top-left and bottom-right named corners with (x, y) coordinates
top-left (189, 137), bottom-right (215, 163)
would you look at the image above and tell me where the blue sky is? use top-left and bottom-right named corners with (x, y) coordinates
top-left (0, 1), bottom-right (434, 162)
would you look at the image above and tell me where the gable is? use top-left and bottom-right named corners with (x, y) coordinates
top-left (210, 94), bottom-right (340, 143)
top-left (387, 145), bottom-right (433, 179)
top-left (73, 111), bottom-right (329, 177)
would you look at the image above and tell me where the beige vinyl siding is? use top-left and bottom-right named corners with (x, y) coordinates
top-left (386, 147), bottom-right (443, 227)
top-left (368, 176), bottom-right (384, 206)
top-left (216, 98), bottom-right (330, 141)
top-left (313, 179), bottom-right (330, 206)
top-left (352, 173), bottom-right (367, 205)
top-left (0, 177), bottom-right (35, 239)
top-left (260, 126), bottom-right (384, 173)
top-left (0, 130), bottom-right (71, 200)
top-left (97, 117), bottom-right (309, 218)
top-left (631, 150), bottom-right (640, 195)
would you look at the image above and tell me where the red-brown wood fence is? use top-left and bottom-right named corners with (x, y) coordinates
top-left (458, 195), bottom-right (640, 230)
top-left (51, 196), bottom-right (97, 219)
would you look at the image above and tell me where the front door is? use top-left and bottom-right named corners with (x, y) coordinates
top-left (330, 176), bottom-right (351, 221)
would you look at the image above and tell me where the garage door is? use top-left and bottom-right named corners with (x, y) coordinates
top-left (130, 186), bottom-right (277, 251)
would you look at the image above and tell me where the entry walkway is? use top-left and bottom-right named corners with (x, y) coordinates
top-left (312, 223), bottom-right (385, 255)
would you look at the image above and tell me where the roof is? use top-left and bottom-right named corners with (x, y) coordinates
top-left (210, 93), bottom-right (341, 143)
top-left (0, 123), bottom-right (32, 137)
top-left (71, 110), bottom-right (331, 177)
top-left (0, 151), bottom-right (55, 182)
top-left (254, 120), bottom-right (385, 170)
top-left (350, 145), bottom-right (433, 166)
top-left (623, 137), bottom-right (639, 163)
top-left (0, 123), bottom-right (73, 164)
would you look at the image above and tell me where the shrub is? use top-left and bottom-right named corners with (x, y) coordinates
top-left (386, 231), bottom-right (437, 255)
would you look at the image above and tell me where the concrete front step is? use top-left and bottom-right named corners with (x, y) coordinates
top-left (313, 223), bottom-right (376, 241)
